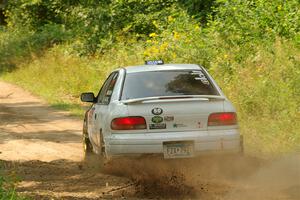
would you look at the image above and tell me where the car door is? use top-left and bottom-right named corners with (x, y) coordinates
top-left (91, 72), bottom-right (119, 147)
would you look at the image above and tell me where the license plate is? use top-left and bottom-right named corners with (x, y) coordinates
top-left (163, 142), bottom-right (194, 159)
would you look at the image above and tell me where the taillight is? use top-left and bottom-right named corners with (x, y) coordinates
top-left (111, 116), bottom-right (147, 130)
top-left (208, 112), bottom-right (237, 126)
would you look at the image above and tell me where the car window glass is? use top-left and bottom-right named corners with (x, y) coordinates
top-left (97, 73), bottom-right (114, 103)
top-left (98, 72), bottom-right (118, 104)
top-left (121, 70), bottom-right (219, 100)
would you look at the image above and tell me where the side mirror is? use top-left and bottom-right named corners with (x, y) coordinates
top-left (81, 92), bottom-right (95, 103)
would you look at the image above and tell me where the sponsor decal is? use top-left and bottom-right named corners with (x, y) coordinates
top-left (164, 116), bottom-right (174, 121)
top-left (191, 70), bottom-right (210, 85)
top-left (173, 123), bottom-right (187, 128)
top-left (152, 116), bottom-right (163, 123)
top-left (145, 60), bottom-right (164, 65)
top-left (152, 107), bottom-right (163, 115)
top-left (149, 123), bottom-right (166, 129)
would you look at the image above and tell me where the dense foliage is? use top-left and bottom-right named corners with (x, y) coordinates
top-left (0, 0), bottom-right (299, 154)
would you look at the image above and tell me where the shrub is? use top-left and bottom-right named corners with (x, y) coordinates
top-left (0, 23), bottom-right (70, 72)
top-left (212, 0), bottom-right (300, 44)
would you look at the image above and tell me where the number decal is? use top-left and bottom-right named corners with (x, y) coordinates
top-left (191, 71), bottom-right (210, 85)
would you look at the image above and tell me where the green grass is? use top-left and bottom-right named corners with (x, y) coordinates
top-left (0, 162), bottom-right (28, 200)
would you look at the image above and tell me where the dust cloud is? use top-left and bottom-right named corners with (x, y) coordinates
top-left (103, 154), bottom-right (300, 199)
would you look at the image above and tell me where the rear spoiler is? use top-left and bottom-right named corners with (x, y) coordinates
top-left (121, 95), bottom-right (225, 105)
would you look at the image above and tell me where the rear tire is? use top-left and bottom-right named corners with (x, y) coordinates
top-left (82, 120), bottom-right (104, 169)
top-left (83, 135), bottom-right (105, 169)
top-left (82, 119), bottom-right (93, 156)
top-left (83, 134), bottom-right (93, 155)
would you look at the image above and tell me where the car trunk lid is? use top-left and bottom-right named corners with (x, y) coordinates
top-left (123, 97), bottom-right (224, 133)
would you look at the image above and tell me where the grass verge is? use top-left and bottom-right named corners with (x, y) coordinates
top-left (0, 161), bottom-right (28, 200)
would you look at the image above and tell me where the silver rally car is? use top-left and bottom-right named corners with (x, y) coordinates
top-left (81, 61), bottom-right (243, 160)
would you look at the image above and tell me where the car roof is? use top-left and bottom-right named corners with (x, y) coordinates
top-left (123, 64), bottom-right (201, 73)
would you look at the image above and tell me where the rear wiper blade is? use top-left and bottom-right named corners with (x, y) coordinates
top-left (121, 95), bottom-right (225, 104)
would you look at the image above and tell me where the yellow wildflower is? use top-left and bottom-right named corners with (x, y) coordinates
top-left (266, 27), bottom-right (273, 32)
top-left (168, 16), bottom-right (174, 22)
top-left (160, 42), bottom-right (168, 51)
top-left (278, 5), bottom-right (282, 11)
top-left (172, 53), bottom-right (177, 59)
top-left (151, 47), bottom-right (159, 54)
top-left (152, 20), bottom-right (159, 28)
top-left (143, 50), bottom-right (150, 57)
top-left (149, 33), bottom-right (158, 38)
top-left (173, 31), bottom-right (180, 40)
top-left (194, 25), bottom-right (200, 31)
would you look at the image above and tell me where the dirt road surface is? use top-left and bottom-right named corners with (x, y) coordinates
top-left (0, 80), bottom-right (299, 200)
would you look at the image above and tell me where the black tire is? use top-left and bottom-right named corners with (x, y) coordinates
top-left (82, 119), bottom-right (93, 155)
top-left (82, 120), bottom-right (106, 168)
top-left (83, 135), bottom-right (105, 169)
top-left (83, 134), bottom-right (93, 155)
top-left (97, 131), bottom-right (109, 165)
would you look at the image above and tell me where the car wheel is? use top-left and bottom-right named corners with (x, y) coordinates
top-left (83, 140), bottom-right (105, 169)
top-left (82, 119), bottom-right (93, 155)
top-left (98, 131), bottom-right (111, 164)
top-left (83, 134), bottom-right (93, 155)
top-left (82, 120), bottom-right (99, 164)
top-left (82, 122), bottom-right (106, 168)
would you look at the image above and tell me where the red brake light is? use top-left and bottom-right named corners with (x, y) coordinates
top-left (208, 112), bottom-right (237, 126)
top-left (111, 117), bottom-right (146, 130)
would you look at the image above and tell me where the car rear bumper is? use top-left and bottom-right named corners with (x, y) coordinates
top-left (105, 129), bottom-right (243, 157)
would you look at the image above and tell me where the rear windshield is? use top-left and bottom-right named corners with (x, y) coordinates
top-left (121, 70), bottom-right (219, 100)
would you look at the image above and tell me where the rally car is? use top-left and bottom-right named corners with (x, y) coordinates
top-left (81, 61), bottom-right (243, 160)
